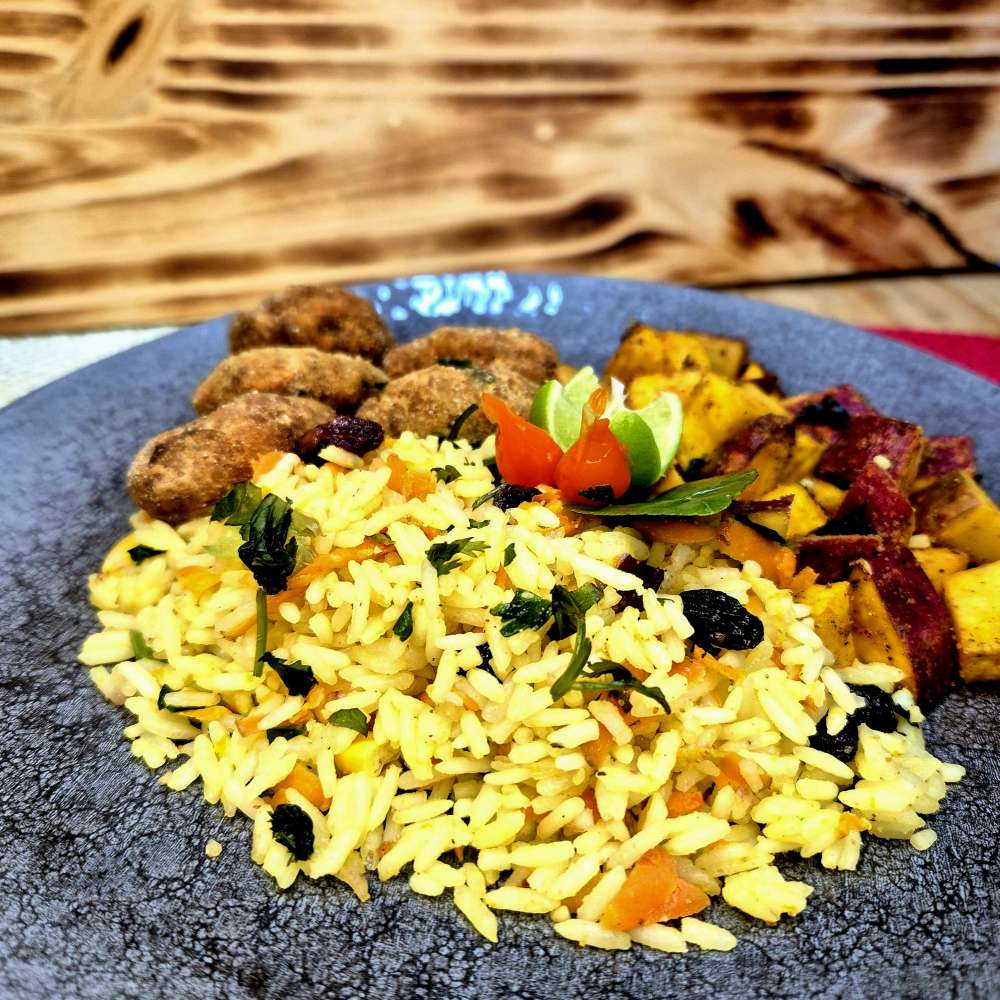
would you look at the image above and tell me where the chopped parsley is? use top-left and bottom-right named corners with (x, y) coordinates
top-left (130, 629), bottom-right (155, 661)
top-left (328, 708), bottom-right (368, 735)
top-left (237, 494), bottom-right (298, 596)
top-left (490, 589), bottom-right (552, 637)
top-left (127, 544), bottom-right (164, 564)
top-left (571, 661), bottom-right (670, 713)
top-left (468, 519), bottom-right (488, 529)
top-left (549, 583), bottom-right (601, 642)
top-left (427, 537), bottom-right (488, 576)
top-left (259, 652), bottom-right (315, 697)
top-left (433, 465), bottom-right (462, 484)
top-left (270, 803), bottom-right (315, 861)
top-left (156, 686), bottom-right (185, 713)
top-left (393, 601), bottom-right (414, 641)
top-left (211, 481), bottom-right (263, 529)
top-left (503, 543), bottom-right (516, 567)
top-left (549, 623), bottom-right (593, 701)
top-left (266, 726), bottom-right (304, 743)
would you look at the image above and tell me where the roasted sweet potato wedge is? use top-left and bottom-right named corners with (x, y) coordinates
top-left (802, 478), bottom-right (847, 516)
top-left (785, 384), bottom-right (876, 424)
top-left (711, 415), bottom-right (794, 500)
top-left (913, 435), bottom-right (977, 491)
top-left (815, 415), bottom-right (924, 491)
top-left (828, 462), bottom-right (915, 543)
top-left (801, 581), bottom-right (855, 669)
top-left (943, 561), bottom-right (1000, 682)
top-left (797, 535), bottom-right (883, 583)
top-left (750, 484), bottom-right (827, 539)
top-left (912, 471), bottom-right (1000, 564)
top-left (850, 545), bottom-right (957, 705)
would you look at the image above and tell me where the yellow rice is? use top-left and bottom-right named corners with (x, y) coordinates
top-left (80, 432), bottom-right (964, 951)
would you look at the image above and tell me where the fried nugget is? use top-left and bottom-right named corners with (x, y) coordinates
top-left (357, 360), bottom-right (536, 444)
top-left (229, 283), bottom-right (393, 362)
top-left (128, 393), bottom-right (332, 524)
top-left (192, 347), bottom-right (387, 416)
top-left (382, 326), bottom-right (558, 384)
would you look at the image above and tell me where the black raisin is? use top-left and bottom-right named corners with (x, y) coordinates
top-left (680, 589), bottom-right (764, 651)
top-left (615, 556), bottom-right (665, 613)
top-left (296, 415), bottom-right (384, 462)
top-left (491, 483), bottom-right (540, 511)
top-left (270, 803), bottom-right (315, 861)
top-left (796, 396), bottom-right (850, 430)
top-left (809, 718), bottom-right (859, 763)
top-left (849, 684), bottom-right (901, 733)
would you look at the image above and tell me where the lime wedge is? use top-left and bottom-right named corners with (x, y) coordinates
top-left (529, 378), bottom-right (563, 432)
top-left (609, 392), bottom-right (683, 487)
top-left (551, 366), bottom-right (600, 449)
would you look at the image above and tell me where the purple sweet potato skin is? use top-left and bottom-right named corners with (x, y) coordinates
top-left (797, 535), bottom-right (884, 583)
top-left (917, 435), bottom-right (976, 483)
top-left (785, 384), bottom-right (876, 421)
top-left (868, 545), bottom-right (957, 705)
top-left (712, 415), bottom-right (792, 474)
top-left (834, 462), bottom-right (915, 542)
top-left (815, 415), bottom-right (924, 490)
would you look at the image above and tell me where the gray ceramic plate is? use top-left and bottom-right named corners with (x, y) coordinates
top-left (2, 273), bottom-right (998, 1000)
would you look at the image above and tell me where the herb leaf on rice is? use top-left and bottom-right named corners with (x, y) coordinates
top-left (427, 537), bottom-right (488, 576)
top-left (490, 589), bottom-right (552, 637)
top-left (328, 708), bottom-right (368, 735)
top-left (259, 652), bottom-right (315, 696)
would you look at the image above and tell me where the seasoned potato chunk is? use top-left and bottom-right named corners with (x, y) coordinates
top-left (607, 325), bottom-right (711, 383)
top-left (801, 582), bottom-right (854, 668)
top-left (689, 333), bottom-right (749, 379)
top-left (785, 428), bottom-right (828, 482)
top-left (913, 471), bottom-right (1000, 564)
top-left (943, 562), bottom-right (1000, 682)
top-left (752, 484), bottom-right (828, 539)
top-left (626, 371), bottom-right (701, 410)
top-left (913, 547), bottom-right (969, 596)
top-left (802, 479), bottom-right (846, 516)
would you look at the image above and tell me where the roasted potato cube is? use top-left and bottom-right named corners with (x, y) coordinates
top-left (943, 562), bottom-right (1000, 682)
top-left (626, 371), bottom-right (702, 410)
top-left (913, 435), bottom-right (976, 491)
top-left (676, 372), bottom-right (787, 470)
top-left (832, 463), bottom-right (915, 543)
top-left (801, 581), bottom-right (855, 668)
top-left (850, 546), bottom-right (957, 704)
top-left (914, 547), bottom-right (969, 595)
top-left (752, 485), bottom-right (828, 538)
top-left (913, 471), bottom-right (1000, 564)
top-left (785, 428), bottom-right (828, 482)
top-left (816, 415), bottom-right (924, 491)
top-left (803, 478), bottom-right (847, 516)
top-left (690, 333), bottom-right (748, 379)
top-left (606, 325), bottom-right (711, 383)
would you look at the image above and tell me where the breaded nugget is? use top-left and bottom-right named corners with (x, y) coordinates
top-left (128, 393), bottom-right (332, 523)
top-left (192, 347), bottom-right (387, 415)
top-left (382, 326), bottom-right (558, 384)
top-left (229, 283), bottom-right (393, 362)
top-left (357, 360), bottom-right (536, 444)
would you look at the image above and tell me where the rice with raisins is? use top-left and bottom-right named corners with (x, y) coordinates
top-left (80, 432), bottom-right (964, 953)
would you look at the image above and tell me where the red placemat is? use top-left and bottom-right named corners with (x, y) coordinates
top-left (868, 327), bottom-right (1000, 386)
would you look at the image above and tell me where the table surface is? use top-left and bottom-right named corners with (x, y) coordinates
top-left (1, 272), bottom-right (997, 409)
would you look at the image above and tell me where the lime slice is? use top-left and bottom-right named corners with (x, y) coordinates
top-left (529, 378), bottom-right (563, 432)
top-left (609, 392), bottom-right (683, 487)
top-left (551, 366), bottom-right (600, 449)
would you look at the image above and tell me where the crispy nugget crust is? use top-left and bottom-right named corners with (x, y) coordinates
top-left (383, 326), bottom-right (558, 383)
top-left (192, 347), bottom-right (387, 415)
top-left (128, 393), bottom-right (333, 523)
top-left (229, 284), bottom-right (393, 362)
top-left (357, 360), bottom-right (535, 444)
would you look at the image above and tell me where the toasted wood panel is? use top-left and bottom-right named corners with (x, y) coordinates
top-left (0, 0), bottom-right (998, 333)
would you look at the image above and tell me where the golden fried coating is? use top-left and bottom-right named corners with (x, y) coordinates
top-left (357, 360), bottom-right (536, 444)
top-left (128, 393), bottom-right (333, 523)
top-left (382, 326), bottom-right (558, 384)
top-left (229, 283), bottom-right (393, 362)
top-left (192, 347), bottom-right (387, 416)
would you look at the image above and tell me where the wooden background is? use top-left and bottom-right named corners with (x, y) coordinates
top-left (1, 0), bottom-right (999, 335)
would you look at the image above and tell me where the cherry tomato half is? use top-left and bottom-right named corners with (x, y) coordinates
top-left (555, 387), bottom-right (631, 505)
top-left (480, 393), bottom-right (563, 487)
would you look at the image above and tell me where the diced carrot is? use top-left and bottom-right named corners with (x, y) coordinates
top-left (667, 788), bottom-right (704, 817)
top-left (715, 753), bottom-right (747, 791)
top-left (839, 813), bottom-right (869, 836)
top-left (494, 567), bottom-right (510, 589)
top-left (386, 454), bottom-right (435, 499)
top-left (581, 722), bottom-right (613, 768)
top-left (271, 762), bottom-right (329, 811)
top-left (652, 877), bottom-right (711, 923)
top-left (565, 873), bottom-right (603, 913)
top-left (176, 565), bottom-right (220, 598)
top-left (601, 849), bottom-right (680, 931)
top-left (535, 485), bottom-right (593, 536)
top-left (788, 566), bottom-right (819, 595)
top-left (635, 518), bottom-right (718, 545)
top-left (690, 647), bottom-right (744, 682)
top-left (322, 462), bottom-right (348, 475)
top-left (670, 657), bottom-right (705, 681)
top-left (251, 450), bottom-right (286, 479)
top-left (581, 787), bottom-right (598, 818)
top-left (718, 517), bottom-right (799, 589)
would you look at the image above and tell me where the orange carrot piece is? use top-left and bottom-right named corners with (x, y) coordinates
top-left (635, 518), bottom-right (718, 545)
top-left (667, 788), bottom-right (704, 817)
top-left (176, 565), bottom-right (220, 598)
top-left (271, 762), bottom-right (329, 811)
top-left (581, 722), bottom-right (613, 769)
top-left (652, 877), bottom-right (711, 923)
top-left (718, 518), bottom-right (797, 588)
top-left (602, 849), bottom-right (680, 931)
top-left (386, 454), bottom-right (435, 499)
top-left (715, 753), bottom-right (748, 791)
